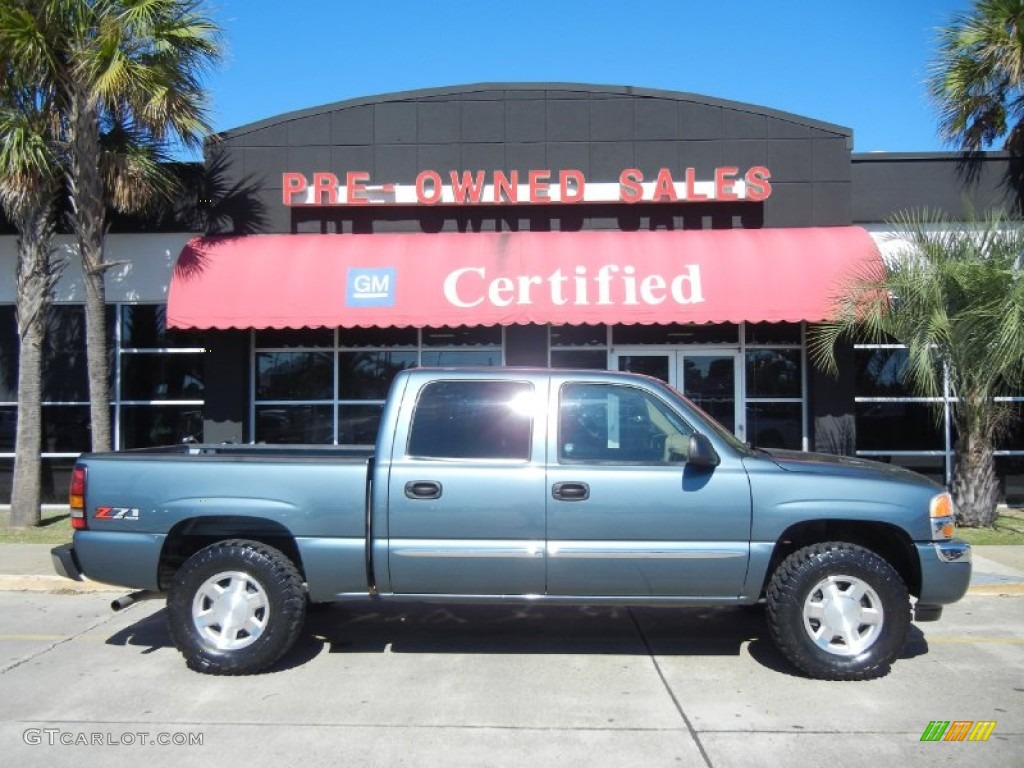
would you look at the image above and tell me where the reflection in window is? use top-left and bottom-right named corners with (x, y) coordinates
top-left (121, 354), bottom-right (205, 400)
top-left (255, 405), bottom-right (333, 444)
top-left (747, 403), bottom-right (802, 450)
top-left (256, 352), bottom-right (332, 400)
top-left (746, 349), bottom-right (801, 397)
top-left (855, 402), bottom-right (944, 451)
top-left (339, 352), bottom-right (417, 400)
top-left (558, 382), bottom-right (694, 464)
top-left (120, 405), bottom-right (204, 449)
top-left (408, 381), bottom-right (533, 460)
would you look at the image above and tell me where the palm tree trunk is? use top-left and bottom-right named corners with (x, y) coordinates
top-left (951, 426), bottom-right (1000, 527)
top-left (68, 91), bottom-right (112, 453)
top-left (10, 213), bottom-right (55, 528)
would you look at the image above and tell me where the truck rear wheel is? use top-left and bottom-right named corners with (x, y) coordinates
top-left (167, 539), bottom-right (306, 675)
top-left (766, 542), bottom-right (910, 680)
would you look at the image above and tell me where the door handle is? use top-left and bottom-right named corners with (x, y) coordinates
top-left (552, 482), bottom-right (590, 501)
top-left (405, 481), bottom-right (442, 500)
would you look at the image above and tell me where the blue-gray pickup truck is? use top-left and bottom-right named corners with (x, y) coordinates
top-left (51, 368), bottom-right (972, 679)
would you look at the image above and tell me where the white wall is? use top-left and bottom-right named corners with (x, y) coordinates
top-left (0, 232), bottom-right (197, 304)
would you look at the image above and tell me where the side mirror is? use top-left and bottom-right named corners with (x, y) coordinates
top-left (687, 433), bottom-right (720, 468)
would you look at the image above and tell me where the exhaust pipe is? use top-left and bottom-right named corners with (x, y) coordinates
top-left (111, 590), bottom-right (159, 612)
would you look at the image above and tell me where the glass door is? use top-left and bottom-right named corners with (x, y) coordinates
top-left (613, 350), bottom-right (744, 442)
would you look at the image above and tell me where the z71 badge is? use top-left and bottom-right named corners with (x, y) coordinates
top-left (94, 507), bottom-right (140, 521)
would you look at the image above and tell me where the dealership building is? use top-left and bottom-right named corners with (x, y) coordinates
top-left (1, 83), bottom-right (1022, 504)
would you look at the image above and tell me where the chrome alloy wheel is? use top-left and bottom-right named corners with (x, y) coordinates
top-left (191, 570), bottom-right (270, 651)
top-left (801, 574), bottom-right (884, 656)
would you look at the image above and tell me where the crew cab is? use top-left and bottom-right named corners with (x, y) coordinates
top-left (51, 368), bottom-right (972, 679)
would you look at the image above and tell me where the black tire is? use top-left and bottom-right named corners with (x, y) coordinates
top-left (765, 542), bottom-right (910, 681)
top-left (167, 539), bottom-right (306, 675)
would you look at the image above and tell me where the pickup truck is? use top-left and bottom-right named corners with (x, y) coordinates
top-left (51, 367), bottom-right (972, 680)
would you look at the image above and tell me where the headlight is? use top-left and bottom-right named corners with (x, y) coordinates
top-left (929, 492), bottom-right (956, 540)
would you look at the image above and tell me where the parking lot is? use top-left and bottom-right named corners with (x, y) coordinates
top-left (1, 586), bottom-right (1021, 767)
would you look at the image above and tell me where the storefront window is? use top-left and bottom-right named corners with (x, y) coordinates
top-left (747, 402), bottom-right (802, 450)
top-left (0, 303), bottom-right (208, 502)
top-left (252, 326), bottom-right (503, 444)
top-left (746, 349), bottom-right (801, 398)
top-left (256, 351), bottom-right (332, 400)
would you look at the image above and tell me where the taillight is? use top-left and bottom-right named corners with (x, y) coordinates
top-left (69, 465), bottom-right (87, 530)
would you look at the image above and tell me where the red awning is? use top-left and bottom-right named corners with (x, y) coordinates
top-left (166, 227), bottom-right (881, 329)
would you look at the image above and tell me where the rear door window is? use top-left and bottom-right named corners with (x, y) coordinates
top-left (407, 380), bottom-right (534, 460)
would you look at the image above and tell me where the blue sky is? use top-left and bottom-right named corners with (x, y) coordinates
top-left (203, 0), bottom-right (970, 154)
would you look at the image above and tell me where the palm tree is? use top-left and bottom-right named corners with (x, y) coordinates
top-left (0, 78), bottom-right (63, 527)
top-left (811, 210), bottom-right (1024, 527)
top-left (930, 0), bottom-right (1024, 153)
top-left (3, 0), bottom-right (221, 452)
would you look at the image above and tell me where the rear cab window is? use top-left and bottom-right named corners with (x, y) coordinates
top-left (407, 380), bottom-right (535, 460)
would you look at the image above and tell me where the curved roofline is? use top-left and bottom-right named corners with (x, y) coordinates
top-left (216, 82), bottom-right (851, 140)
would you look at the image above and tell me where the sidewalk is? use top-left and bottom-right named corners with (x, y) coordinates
top-left (0, 542), bottom-right (1021, 594)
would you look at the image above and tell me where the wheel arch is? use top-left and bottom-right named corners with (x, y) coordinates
top-left (760, 519), bottom-right (921, 598)
top-left (158, 516), bottom-right (305, 591)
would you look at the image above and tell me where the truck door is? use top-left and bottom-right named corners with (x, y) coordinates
top-left (546, 379), bottom-right (752, 598)
top-left (386, 377), bottom-right (547, 595)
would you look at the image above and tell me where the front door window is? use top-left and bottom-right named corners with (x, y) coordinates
top-left (615, 351), bottom-right (744, 442)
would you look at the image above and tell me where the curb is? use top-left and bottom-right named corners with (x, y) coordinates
top-left (966, 582), bottom-right (1024, 596)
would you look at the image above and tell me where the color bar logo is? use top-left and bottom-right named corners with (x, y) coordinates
top-left (346, 267), bottom-right (396, 307)
top-left (920, 720), bottom-right (997, 742)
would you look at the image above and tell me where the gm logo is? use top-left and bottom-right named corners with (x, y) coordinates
top-left (347, 267), bottom-right (396, 307)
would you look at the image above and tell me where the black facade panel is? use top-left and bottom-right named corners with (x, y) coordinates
top-left (590, 141), bottom-right (634, 180)
top-left (505, 99), bottom-right (546, 142)
top-left (462, 143), bottom-right (506, 172)
top-left (203, 330), bottom-right (250, 444)
top-left (767, 139), bottom-right (814, 182)
top-left (506, 143), bottom-right (547, 174)
top-left (418, 100), bottom-right (461, 143)
top-left (723, 110), bottom-right (767, 139)
top-left (635, 141), bottom-right (681, 175)
top-left (546, 99), bottom-right (590, 141)
top-left (809, 336), bottom-right (856, 455)
top-left (331, 106), bottom-right (375, 145)
top-left (813, 182), bottom-right (852, 225)
top-left (374, 145), bottom-right (418, 181)
top-left (547, 143), bottom-right (590, 176)
top-left (418, 144), bottom-right (461, 173)
top-left (813, 138), bottom-right (852, 182)
top-left (287, 114), bottom-right (331, 146)
top-left (762, 182), bottom-right (814, 227)
top-left (851, 154), bottom-right (1015, 222)
top-left (679, 102), bottom-right (722, 140)
top-left (239, 122), bottom-right (288, 147)
top-left (505, 325), bottom-right (548, 366)
top-left (678, 140), bottom-right (722, 175)
top-left (330, 146), bottom-right (375, 175)
top-left (635, 98), bottom-right (679, 140)
top-left (287, 145), bottom-right (332, 173)
top-left (590, 98), bottom-right (634, 142)
top-left (242, 146), bottom-right (289, 186)
top-left (374, 102), bottom-right (418, 144)
top-left (462, 100), bottom-right (506, 142)
top-left (720, 139), bottom-right (768, 169)
top-left (767, 118), bottom-right (812, 140)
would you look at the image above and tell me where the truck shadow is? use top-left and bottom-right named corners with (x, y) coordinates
top-left (105, 602), bottom-right (929, 677)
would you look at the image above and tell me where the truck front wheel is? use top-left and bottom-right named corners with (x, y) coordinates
top-left (167, 539), bottom-right (306, 675)
top-left (766, 542), bottom-right (910, 680)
